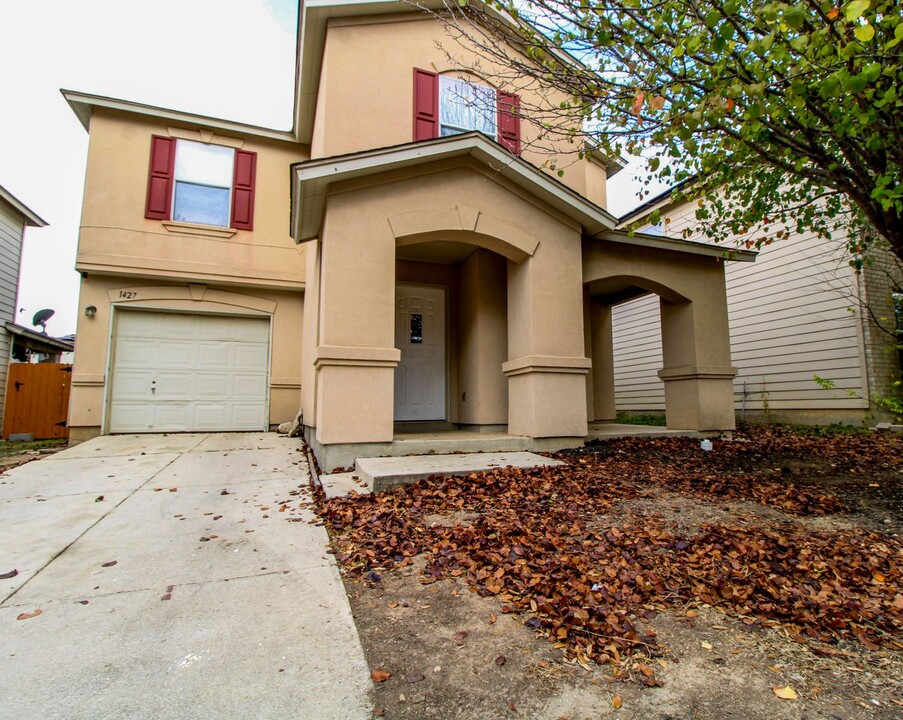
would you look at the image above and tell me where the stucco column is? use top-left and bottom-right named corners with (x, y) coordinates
top-left (658, 298), bottom-right (737, 431)
top-left (313, 193), bottom-right (400, 445)
top-left (588, 299), bottom-right (616, 422)
top-left (503, 232), bottom-right (590, 438)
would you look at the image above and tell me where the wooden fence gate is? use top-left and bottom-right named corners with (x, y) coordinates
top-left (2, 363), bottom-right (72, 440)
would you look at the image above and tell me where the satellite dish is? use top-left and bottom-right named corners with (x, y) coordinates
top-left (32, 308), bottom-right (55, 334)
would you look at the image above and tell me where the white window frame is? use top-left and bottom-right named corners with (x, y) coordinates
top-left (171, 140), bottom-right (236, 228)
top-left (438, 76), bottom-right (498, 140)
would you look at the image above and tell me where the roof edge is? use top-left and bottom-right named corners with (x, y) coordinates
top-left (0, 185), bottom-right (47, 227)
top-left (596, 230), bottom-right (756, 262)
top-left (4, 323), bottom-right (74, 350)
top-left (289, 133), bottom-right (752, 265)
top-left (61, 89), bottom-right (300, 144)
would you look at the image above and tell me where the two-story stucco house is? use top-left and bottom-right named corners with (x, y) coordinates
top-left (64, 0), bottom-right (754, 470)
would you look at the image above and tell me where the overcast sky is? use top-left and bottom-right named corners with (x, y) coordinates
top-left (1, 0), bottom-right (650, 338)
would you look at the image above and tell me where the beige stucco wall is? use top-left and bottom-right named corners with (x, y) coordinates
top-left (69, 276), bottom-right (303, 440)
top-left (584, 241), bottom-right (737, 430)
top-left (456, 249), bottom-right (508, 425)
top-left (68, 106), bottom-right (310, 441)
top-left (303, 157), bottom-right (590, 443)
top-left (310, 14), bottom-right (603, 204)
top-left (77, 108), bottom-right (309, 288)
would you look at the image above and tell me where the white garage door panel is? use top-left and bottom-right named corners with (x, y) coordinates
top-left (109, 311), bottom-right (270, 433)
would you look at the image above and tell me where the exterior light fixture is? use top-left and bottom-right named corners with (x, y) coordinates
top-left (85, 305), bottom-right (97, 319)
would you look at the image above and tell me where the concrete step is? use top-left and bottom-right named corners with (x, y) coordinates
top-left (355, 451), bottom-right (564, 494)
top-left (318, 471), bottom-right (373, 499)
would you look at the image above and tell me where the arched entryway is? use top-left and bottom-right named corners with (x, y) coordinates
top-left (582, 241), bottom-right (738, 431)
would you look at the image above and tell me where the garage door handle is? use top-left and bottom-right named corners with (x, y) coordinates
top-left (151, 380), bottom-right (156, 395)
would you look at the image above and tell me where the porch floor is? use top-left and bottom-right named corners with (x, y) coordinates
top-left (316, 424), bottom-right (708, 498)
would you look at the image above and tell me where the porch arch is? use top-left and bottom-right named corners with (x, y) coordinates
top-left (583, 242), bottom-right (737, 431)
top-left (388, 206), bottom-right (538, 262)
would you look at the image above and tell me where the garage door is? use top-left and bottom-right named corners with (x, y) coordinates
top-left (108, 311), bottom-right (270, 433)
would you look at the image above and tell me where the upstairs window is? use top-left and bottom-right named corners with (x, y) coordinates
top-left (145, 136), bottom-right (256, 230)
top-left (173, 141), bottom-right (234, 227)
top-left (439, 76), bottom-right (497, 138)
top-left (413, 68), bottom-right (521, 155)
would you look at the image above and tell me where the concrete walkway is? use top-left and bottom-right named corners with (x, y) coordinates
top-left (0, 433), bottom-right (371, 720)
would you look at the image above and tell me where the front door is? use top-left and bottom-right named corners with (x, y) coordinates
top-left (394, 284), bottom-right (446, 421)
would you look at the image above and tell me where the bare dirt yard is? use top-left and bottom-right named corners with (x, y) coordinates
top-left (317, 425), bottom-right (903, 719)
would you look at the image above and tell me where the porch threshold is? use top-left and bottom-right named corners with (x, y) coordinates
top-left (309, 424), bottom-right (712, 496)
top-left (319, 451), bottom-right (564, 498)
top-left (304, 427), bottom-right (585, 474)
top-left (586, 423), bottom-right (708, 440)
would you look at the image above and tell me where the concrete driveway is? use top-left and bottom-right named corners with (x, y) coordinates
top-left (0, 433), bottom-right (371, 720)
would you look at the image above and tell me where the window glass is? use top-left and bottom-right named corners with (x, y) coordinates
top-left (439, 76), bottom-right (497, 138)
top-left (173, 140), bottom-right (234, 227)
top-left (173, 184), bottom-right (231, 227)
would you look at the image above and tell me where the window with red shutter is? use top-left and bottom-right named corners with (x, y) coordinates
top-left (145, 135), bottom-right (176, 220)
top-left (497, 92), bottom-right (521, 156)
top-left (231, 150), bottom-right (256, 230)
top-left (416, 70), bottom-right (522, 155)
top-left (413, 68), bottom-right (439, 141)
top-left (144, 137), bottom-right (257, 230)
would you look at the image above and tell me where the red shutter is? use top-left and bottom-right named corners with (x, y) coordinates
top-left (145, 135), bottom-right (175, 220)
top-left (413, 68), bottom-right (439, 141)
top-left (231, 150), bottom-right (257, 230)
top-left (497, 92), bottom-right (521, 156)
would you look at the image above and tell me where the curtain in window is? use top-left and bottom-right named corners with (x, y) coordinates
top-left (439, 76), bottom-right (497, 137)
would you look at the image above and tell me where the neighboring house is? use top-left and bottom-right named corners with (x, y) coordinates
top-left (0, 185), bottom-right (47, 430)
top-left (7, 324), bottom-right (74, 363)
top-left (63, 0), bottom-right (755, 470)
top-left (615, 187), bottom-right (903, 424)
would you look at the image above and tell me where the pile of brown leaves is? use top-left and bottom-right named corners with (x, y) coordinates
top-left (320, 429), bottom-right (903, 667)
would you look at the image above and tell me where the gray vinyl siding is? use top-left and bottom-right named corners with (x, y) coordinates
top-left (612, 201), bottom-right (869, 417)
top-left (0, 202), bottom-right (25, 429)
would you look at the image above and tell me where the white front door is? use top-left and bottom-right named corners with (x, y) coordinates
top-left (394, 285), bottom-right (446, 421)
top-left (108, 310), bottom-right (270, 433)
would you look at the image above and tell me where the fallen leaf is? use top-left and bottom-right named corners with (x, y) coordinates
top-left (213, 515), bottom-right (222, 521)
top-left (169, 488), bottom-right (177, 492)
top-left (452, 630), bottom-right (468, 645)
top-left (701, 641), bottom-right (713, 650)
top-left (772, 685), bottom-right (798, 701)
top-left (370, 669), bottom-right (391, 683)
top-left (17, 609), bottom-right (42, 620)
top-left (495, 655), bottom-right (507, 666)
top-left (101, 561), bottom-right (117, 568)
top-left (612, 695), bottom-right (623, 709)
top-left (405, 674), bottom-right (425, 684)
top-left (95, 495), bottom-right (104, 502)
top-left (0, 569), bottom-right (18, 580)
top-left (373, 707), bottom-right (385, 718)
